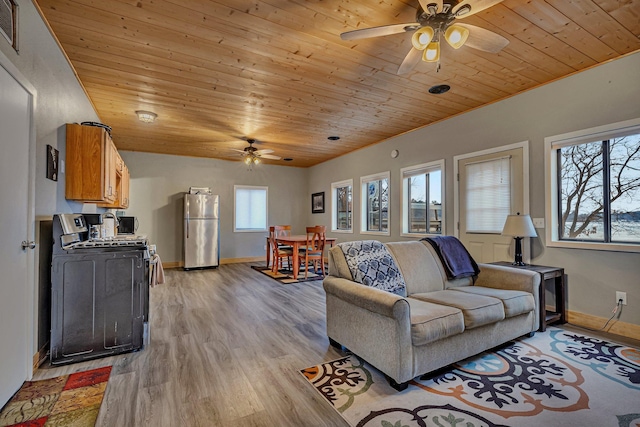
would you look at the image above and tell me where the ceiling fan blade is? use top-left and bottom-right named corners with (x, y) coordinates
top-left (418, 0), bottom-right (443, 14)
top-left (457, 23), bottom-right (509, 53)
top-left (254, 148), bottom-right (274, 155)
top-left (259, 154), bottom-right (281, 160)
top-left (340, 23), bottom-right (419, 41)
top-left (452, 0), bottom-right (504, 18)
top-left (231, 148), bottom-right (247, 153)
top-left (397, 47), bottom-right (422, 75)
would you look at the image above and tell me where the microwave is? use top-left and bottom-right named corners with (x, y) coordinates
top-left (117, 216), bottom-right (137, 234)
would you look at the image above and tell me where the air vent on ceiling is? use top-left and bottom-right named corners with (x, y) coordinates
top-left (0, 0), bottom-right (16, 49)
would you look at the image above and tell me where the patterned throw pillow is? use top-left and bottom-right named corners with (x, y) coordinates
top-left (338, 240), bottom-right (406, 296)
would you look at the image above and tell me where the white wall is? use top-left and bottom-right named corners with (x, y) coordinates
top-left (308, 52), bottom-right (640, 327)
top-left (0, 0), bottom-right (102, 217)
top-left (120, 151), bottom-right (309, 263)
top-left (0, 0), bottom-right (105, 360)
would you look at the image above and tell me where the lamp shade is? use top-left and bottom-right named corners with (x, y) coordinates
top-left (423, 41), bottom-right (441, 62)
top-left (412, 26), bottom-right (435, 50)
top-left (501, 213), bottom-right (537, 237)
top-left (444, 24), bottom-right (470, 49)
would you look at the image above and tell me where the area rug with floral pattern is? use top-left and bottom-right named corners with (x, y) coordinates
top-left (0, 366), bottom-right (111, 427)
top-left (301, 327), bottom-right (640, 427)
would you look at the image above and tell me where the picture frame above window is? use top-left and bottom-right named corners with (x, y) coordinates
top-left (312, 191), bottom-right (325, 214)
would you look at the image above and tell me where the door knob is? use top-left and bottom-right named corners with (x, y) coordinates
top-left (21, 240), bottom-right (36, 250)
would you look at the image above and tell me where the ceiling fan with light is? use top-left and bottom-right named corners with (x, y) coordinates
top-left (340, 0), bottom-right (509, 73)
top-left (231, 139), bottom-right (282, 165)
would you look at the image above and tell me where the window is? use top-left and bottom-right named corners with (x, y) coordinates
top-left (401, 161), bottom-right (444, 236)
top-left (465, 156), bottom-right (511, 233)
top-left (361, 172), bottom-right (390, 235)
top-left (331, 179), bottom-right (353, 232)
top-left (546, 118), bottom-right (640, 252)
top-left (234, 185), bottom-right (267, 232)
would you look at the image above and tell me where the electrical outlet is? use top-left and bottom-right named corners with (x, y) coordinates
top-left (532, 217), bottom-right (545, 228)
top-left (616, 291), bottom-right (627, 305)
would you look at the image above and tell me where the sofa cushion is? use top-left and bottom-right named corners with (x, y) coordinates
top-left (386, 241), bottom-right (447, 295)
top-left (407, 298), bottom-right (465, 346)
top-left (450, 286), bottom-right (535, 318)
top-left (412, 290), bottom-right (505, 329)
top-left (338, 240), bottom-right (407, 296)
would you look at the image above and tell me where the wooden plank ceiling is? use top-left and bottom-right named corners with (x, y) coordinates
top-left (34, 0), bottom-right (640, 167)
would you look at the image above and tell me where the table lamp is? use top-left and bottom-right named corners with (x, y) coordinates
top-left (501, 212), bottom-right (537, 266)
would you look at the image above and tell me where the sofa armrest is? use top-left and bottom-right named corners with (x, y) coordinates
top-left (323, 276), bottom-right (409, 319)
top-left (323, 275), bottom-right (414, 383)
top-left (475, 263), bottom-right (541, 294)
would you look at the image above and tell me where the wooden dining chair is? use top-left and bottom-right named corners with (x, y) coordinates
top-left (269, 225), bottom-right (292, 272)
top-left (269, 233), bottom-right (293, 273)
top-left (299, 225), bottom-right (326, 278)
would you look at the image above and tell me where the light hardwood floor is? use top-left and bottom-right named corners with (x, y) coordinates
top-left (34, 263), bottom-right (348, 426)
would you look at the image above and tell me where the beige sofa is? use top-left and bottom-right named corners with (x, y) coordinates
top-left (323, 240), bottom-right (541, 390)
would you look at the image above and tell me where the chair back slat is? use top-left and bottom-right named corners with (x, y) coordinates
top-left (305, 225), bottom-right (326, 253)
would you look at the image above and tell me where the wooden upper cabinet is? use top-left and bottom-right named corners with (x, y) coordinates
top-left (65, 123), bottom-right (121, 204)
top-left (99, 160), bottom-right (130, 209)
top-left (120, 165), bottom-right (130, 209)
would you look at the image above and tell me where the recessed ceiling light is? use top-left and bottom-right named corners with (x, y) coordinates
top-left (327, 136), bottom-right (340, 141)
top-left (428, 84), bottom-right (450, 94)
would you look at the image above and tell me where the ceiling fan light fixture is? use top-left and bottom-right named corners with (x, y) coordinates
top-left (444, 25), bottom-right (469, 49)
top-left (411, 26), bottom-right (434, 50)
top-left (423, 41), bottom-right (440, 62)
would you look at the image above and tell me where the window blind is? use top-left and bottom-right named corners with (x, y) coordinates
top-left (235, 186), bottom-right (267, 231)
top-left (465, 156), bottom-right (511, 233)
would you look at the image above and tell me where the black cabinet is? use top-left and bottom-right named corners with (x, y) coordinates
top-left (51, 249), bottom-right (147, 365)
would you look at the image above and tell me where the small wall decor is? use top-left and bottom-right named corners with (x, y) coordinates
top-left (312, 192), bottom-right (325, 214)
top-left (0, 0), bottom-right (18, 52)
top-left (46, 144), bottom-right (59, 181)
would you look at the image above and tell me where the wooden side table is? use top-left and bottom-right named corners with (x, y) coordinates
top-left (489, 262), bottom-right (566, 332)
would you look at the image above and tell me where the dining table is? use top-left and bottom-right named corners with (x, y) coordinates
top-left (266, 235), bottom-right (337, 280)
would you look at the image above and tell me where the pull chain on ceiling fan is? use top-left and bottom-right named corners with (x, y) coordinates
top-left (340, 0), bottom-right (509, 74)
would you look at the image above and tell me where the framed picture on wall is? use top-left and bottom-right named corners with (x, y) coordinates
top-left (46, 144), bottom-right (59, 181)
top-left (312, 192), bottom-right (325, 214)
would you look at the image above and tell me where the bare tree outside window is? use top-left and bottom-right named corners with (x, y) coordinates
top-left (559, 134), bottom-right (640, 243)
top-left (336, 186), bottom-right (352, 230)
top-left (366, 179), bottom-right (388, 232)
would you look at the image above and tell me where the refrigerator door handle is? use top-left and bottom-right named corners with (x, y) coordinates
top-left (186, 198), bottom-right (190, 238)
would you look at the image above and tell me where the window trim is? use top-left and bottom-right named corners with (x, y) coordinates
top-left (545, 117), bottom-right (640, 253)
top-left (360, 171), bottom-right (390, 236)
top-left (233, 185), bottom-right (268, 232)
top-left (400, 160), bottom-right (445, 238)
top-left (331, 178), bottom-right (354, 233)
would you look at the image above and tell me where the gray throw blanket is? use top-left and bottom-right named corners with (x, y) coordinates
top-left (338, 240), bottom-right (406, 296)
top-left (422, 236), bottom-right (480, 280)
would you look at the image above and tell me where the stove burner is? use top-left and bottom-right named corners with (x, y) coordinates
top-left (64, 237), bottom-right (148, 250)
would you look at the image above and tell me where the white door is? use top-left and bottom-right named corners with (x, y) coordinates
top-left (0, 59), bottom-right (35, 406)
top-left (456, 142), bottom-right (529, 263)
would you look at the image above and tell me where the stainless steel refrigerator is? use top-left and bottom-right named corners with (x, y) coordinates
top-left (183, 192), bottom-right (219, 269)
